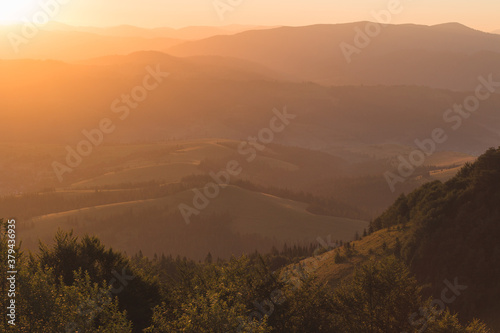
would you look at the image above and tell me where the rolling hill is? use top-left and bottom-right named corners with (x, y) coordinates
top-left (0, 139), bottom-right (473, 217)
top-left (1, 53), bottom-right (499, 156)
top-left (18, 184), bottom-right (368, 260)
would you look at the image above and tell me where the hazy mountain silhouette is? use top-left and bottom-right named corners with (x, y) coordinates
top-left (78, 51), bottom-right (295, 81)
top-left (1, 51), bottom-right (499, 155)
top-left (0, 23), bottom-right (277, 61)
top-left (0, 27), bottom-right (183, 60)
top-left (3, 22), bottom-right (499, 89)
top-left (166, 22), bottom-right (500, 90)
top-left (40, 22), bottom-right (277, 40)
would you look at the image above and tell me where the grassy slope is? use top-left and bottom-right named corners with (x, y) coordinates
top-left (293, 224), bottom-right (412, 289)
top-left (285, 223), bottom-right (498, 331)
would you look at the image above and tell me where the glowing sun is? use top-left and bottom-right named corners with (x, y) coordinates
top-left (0, 1), bottom-right (41, 23)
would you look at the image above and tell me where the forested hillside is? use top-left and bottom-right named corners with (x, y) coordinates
top-left (0, 226), bottom-right (491, 332)
top-left (2, 147), bottom-right (500, 332)
top-left (372, 147), bottom-right (500, 329)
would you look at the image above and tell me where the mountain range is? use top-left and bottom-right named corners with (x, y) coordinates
top-left (2, 22), bottom-right (500, 91)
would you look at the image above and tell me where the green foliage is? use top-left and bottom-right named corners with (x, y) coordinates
top-left (2, 177), bottom-right (496, 333)
top-left (369, 147), bottom-right (500, 328)
top-left (11, 229), bottom-right (161, 332)
top-left (425, 310), bottom-right (491, 333)
top-left (270, 277), bottom-right (335, 333)
top-left (372, 193), bottom-right (410, 230)
top-left (145, 256), bottom-right (273, 332)
top-left (0, 222), bottom-right (132, 332)
top-left (331, 257), bottom-right (422, 332)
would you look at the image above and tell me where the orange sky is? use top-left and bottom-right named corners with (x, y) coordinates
top-left (1, 0), bottom-right (499, 32)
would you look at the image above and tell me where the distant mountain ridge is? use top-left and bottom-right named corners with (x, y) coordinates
top-left (166, 22), bottom-right (500, 90)
top-left (0, 23), bottom-right (277, 60)
top-left (2, 22), bottom-right (499, 90)
top-left (38, 22), bottom-right (278, 39)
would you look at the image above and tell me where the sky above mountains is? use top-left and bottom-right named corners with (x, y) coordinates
top-left (0, 0), bottom-right (499, 32)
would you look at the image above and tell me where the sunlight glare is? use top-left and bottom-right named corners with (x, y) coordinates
top-left (0, 0), bottom-right (40, 23)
